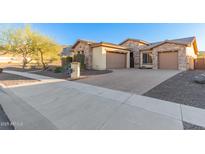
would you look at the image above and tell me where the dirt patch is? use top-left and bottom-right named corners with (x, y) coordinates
top-left (32, 69), bottom-right (112, 79)
top-left (183, 121), bottom-right (205, 130)
top-left (0, 72), bottom-right (39, 86)
top-left (33, 71), bottom-right (68, 79)
top-left (144, 70), bottom-right (205, 109)
top-left (2, 66), bottom-right (41, 72)
top-left (3, 64), bottom-right (112, 79)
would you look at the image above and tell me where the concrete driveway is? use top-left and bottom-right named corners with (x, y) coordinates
top-left (2, 70), bottom-right (205, 130)
top-left (76, 69), bottom-right (181, 94)
top-left (0, 70), bottom-right (186, 130)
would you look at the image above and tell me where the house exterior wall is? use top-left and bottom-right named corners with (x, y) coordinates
top-left (140, 50), bottom-right (153, 68)
top-left (92, 46), bottom-right (130, 70)
top-left (140, 43), bottom-right (191, 70)
top-left (151, 43), bottom-right (187, 70)
top-left (120, 40), bottom-right (146, 68)
top-left (92, 46), bottom-right (106, 70)
top-left (186, 44), bottom-right (197, 70)
top-left (72, 41), bottom-right (92, 69)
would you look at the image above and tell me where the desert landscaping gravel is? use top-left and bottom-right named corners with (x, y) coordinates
top-left (183, 121), bottom-right (205, 130)
top-left (32, 69), bottom-right (112, 79)
top-left (144, 70), bottom-right (205, 109)
top-left (0, 72), bottom-right (39, 86)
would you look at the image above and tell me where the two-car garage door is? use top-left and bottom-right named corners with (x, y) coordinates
top-left (158, 51), bottom-right (178, 69)
top-left (106, 51), bottom-right (126, 69)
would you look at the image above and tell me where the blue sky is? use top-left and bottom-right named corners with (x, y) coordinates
top-left (1, 23), bottom-right (205, 50)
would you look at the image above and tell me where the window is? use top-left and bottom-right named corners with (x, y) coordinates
top-left (143, 53), bottom-right (152, 64)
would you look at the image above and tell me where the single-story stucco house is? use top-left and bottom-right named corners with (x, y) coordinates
top-left (63, 36), bottom-right (198, 70)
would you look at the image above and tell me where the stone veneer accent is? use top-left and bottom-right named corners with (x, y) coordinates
top-left (72, 41), bottom-right (92, 69)
top-left (151, 43), bottom-right (187, 70)
top-left (120, 40), bottom-right (146, 68)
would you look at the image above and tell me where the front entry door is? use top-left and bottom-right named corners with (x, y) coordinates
top-left (130, 52), bottom-right (134, 68)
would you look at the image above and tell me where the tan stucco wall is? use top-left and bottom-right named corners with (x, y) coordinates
top-left (92, 46), bottom-right (130, 70)
top-left (92, 46), bottom-right (106, 70)
top-left (186, 44), bottom-right (197, 70)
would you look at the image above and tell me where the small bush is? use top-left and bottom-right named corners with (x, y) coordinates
top-left (54, 66), bottom-right (63, 73)
top-left (73, 53), bottom-right (85, 69)
top-left (61, 56), bottom-right (73, 68)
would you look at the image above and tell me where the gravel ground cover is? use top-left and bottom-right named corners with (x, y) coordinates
top-left (183, 121), bottom-right (205, 130)
top-left (32, 69), bottom-right (112, 79)
top-left (144, 70), bottom-right (205, 109)
top-left (0, 72), bottom-right (39, 86)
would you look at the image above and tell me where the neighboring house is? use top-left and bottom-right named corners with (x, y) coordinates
top-left (60, 45), bottom-right (73, 57)
top-left (64, 36), bottom-right (198, 70)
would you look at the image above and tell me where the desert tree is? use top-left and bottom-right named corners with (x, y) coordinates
top-left (31, 32), bottom-right (61, 70)
top-left (0, 25), bottom-right (60, 69)
top-left (0, 25), bottom-right (36, 68)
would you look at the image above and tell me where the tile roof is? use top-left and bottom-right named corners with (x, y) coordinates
top-left (119, 38), bottom-right (149, 45)
top-left (91, 42), bottom-right (129, 50)
top-left (140, 37), bottom-right (196, 50)
top-left (72, 39), bottom-right (96, 49)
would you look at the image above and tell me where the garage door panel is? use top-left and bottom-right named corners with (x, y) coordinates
top-left (159, 52), bottom-right (178, 69)
top-left (106, 52), bottom-right (126, 69)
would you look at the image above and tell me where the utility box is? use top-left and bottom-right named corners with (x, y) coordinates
top-left (71, 62), bottom-right (80, 79)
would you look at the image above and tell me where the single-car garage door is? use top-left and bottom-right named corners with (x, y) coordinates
top-left (106, 51), bottom-right (126, 69)
top-left (158, 51), bottom-right (178, 69)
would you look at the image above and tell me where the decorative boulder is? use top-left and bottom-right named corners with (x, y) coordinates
top-left (194, 74), bottom-right (205, 84)
top-left (0, 68), bottom-right (3, 73)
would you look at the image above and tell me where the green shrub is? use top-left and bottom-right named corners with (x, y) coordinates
top-left (54, 66), bottom-right (63, 73)
top-left (73, 53), bottom-right (85, 69)
top-left (61, 56), bottom-right (73, 68)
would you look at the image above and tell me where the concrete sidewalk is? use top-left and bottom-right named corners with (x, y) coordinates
top-left (0, 87), bottom-right (57, 130)
top-left (1, 70), bottom-right (205, 129)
